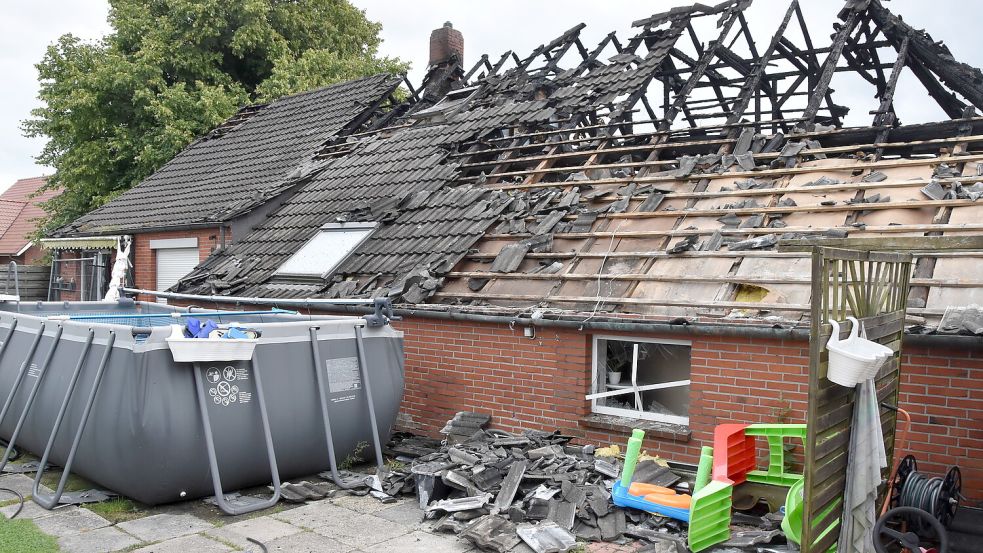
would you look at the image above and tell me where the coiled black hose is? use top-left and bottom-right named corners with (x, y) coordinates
top-left (900, 471), bottom-right (943, 516)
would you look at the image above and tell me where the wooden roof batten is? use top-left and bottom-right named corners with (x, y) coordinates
top-left (439, 0), bottom-right (983, 329)
top-left (158, 0), bottom-right (983, 333)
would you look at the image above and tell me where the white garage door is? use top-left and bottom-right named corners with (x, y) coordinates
top-left (156, 247), bottom-right (200, 291)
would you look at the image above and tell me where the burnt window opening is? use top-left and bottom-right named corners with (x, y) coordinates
top-left (588, 336), bottom-right (691, 425)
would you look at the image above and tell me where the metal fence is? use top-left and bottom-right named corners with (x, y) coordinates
top-left (48, 255), bottom-right (111, 301)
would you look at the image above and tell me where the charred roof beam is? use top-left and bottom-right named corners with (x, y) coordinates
top-left (774, 39), bottom-right (811, 73)
top-left (668, 48), bottom-right (731, 113)
top-left (723, 0), bottom-right (798, 140)
top-left (873, 34), bottom-right (911, 157)
top-left (660, 1), bottom-right (747, 129)
top-left (797, 3), bottom-right (863, 130)
top-left (736, 11), bottom-right (759, 58)
top-left (607, 16), bottom-right (692, 124)
top-left (463, 54), bottom-right (492, 83)
top-left (869, 0), bottom-right (983, 114)
top-left (520, 23), bottom-right (586, 75)
top-left (858, 16), bottom-right (888, 92)
top-left (840, 14), bottom-right (884, 89)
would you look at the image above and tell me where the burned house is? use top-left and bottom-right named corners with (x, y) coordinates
top-left (60, 1), bottom-right (983, 499)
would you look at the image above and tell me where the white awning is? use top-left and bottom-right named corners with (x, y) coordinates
top-left (40, 236), bottom-right (124, 251)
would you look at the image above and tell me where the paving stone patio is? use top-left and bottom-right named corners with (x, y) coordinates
top-left (2, 481), bottom-right (644, 552)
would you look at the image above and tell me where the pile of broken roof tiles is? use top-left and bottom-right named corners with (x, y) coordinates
top-left (377, 412), bottom-right (786, 553)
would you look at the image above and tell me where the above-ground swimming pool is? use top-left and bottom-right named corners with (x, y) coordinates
top-left (0, 299), bottom-right (403, 512)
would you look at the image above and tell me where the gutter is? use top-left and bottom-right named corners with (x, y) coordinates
top-left (378, 306), bottom-right (983, 350)
top-left (49, 221), bottom-right (221, 240)
top-left (123, 287), bottom-right (983, 350)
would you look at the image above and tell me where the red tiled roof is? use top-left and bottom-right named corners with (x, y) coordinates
top-left (0, 176), bottom-right (60, 256)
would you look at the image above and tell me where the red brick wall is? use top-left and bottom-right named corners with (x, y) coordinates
top-left (899, 345), bottom-right (981, 496)
top-left (131, 228), bottom-right (225, 301)
top-left (394, 316), bottom-right (983, 500)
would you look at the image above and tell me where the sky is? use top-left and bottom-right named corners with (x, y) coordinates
top-left (2, 0), bottom-right (982, 190)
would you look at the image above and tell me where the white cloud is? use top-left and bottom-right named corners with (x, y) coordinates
top-left (0, 0), bottom-right (110, 188)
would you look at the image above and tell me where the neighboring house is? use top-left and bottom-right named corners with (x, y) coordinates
top-left (43, 74), bottom-right (404, 300)
top-left (0, 176), bottom-right (59, 265)
top-left (57, 2), bottom-right (983, 499)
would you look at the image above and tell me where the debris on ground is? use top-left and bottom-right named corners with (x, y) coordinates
top-left (366, 412), bottom-right (790, 552)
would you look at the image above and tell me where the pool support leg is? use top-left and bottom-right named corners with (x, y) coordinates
top-left (0, 323), bottom-right (46, 442)
top-left (310, 327), bottom-right (361, 489)
top-left (33, 331), bottom-right (113, 509)
top-left (0, 326), bottom-right (63, 472)
top-left (0, 320), bottom-right (18, 363)
top-left (354, 325), bottom-right (385, 471)
top-left (192, 359), bottom-right (281, 515)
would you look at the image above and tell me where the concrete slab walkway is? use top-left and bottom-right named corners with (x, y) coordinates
top-left (3, 476), bottom-right (644, 552)
top-left (2, 488), bottom-right (472, 552)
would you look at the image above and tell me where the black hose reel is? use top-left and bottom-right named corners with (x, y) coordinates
top-left (875, 455), bottom-right (961, 553)
top-left (889, 455), bottom-right (961, 528)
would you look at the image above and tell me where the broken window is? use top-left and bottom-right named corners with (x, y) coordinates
top-left (587, 336), bottom-right (691, 425)
top-left (274, 222), bottom-right (377, 278)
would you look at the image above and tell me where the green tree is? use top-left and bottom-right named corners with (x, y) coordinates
top-left (24, 0), bottom-right (407, 233)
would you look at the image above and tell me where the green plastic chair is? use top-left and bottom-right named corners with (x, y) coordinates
top-left (745, 423), bottom-right (807, 487)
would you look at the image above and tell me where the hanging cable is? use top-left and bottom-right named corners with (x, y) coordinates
top-left (0, 487), bottom-right (24, 519)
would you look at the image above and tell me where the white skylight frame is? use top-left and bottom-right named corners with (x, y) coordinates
top-left (274, 222), bottom-right (378, 278)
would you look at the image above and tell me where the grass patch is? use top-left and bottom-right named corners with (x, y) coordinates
top-left (385, 457), bottom-right (406, 471)
top-left (39, 470), bottom-right (92, 494)
top-left (0, 517), bottom-right (59, 553)
top-left (0, 497), bottom-right (23, 509)
top-left (83, 497), bottom-right (146, 524)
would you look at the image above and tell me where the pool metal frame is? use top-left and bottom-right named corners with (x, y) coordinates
top-left (0, 299), bottom-right (400, 515)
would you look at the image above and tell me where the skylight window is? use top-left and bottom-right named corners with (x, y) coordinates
top-left (275, 222), bottom-right (377, 278)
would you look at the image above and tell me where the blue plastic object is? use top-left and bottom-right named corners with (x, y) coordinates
top-left (223, 327), bottom-right (249, 339)
top-left (184, 318), bottom-right (219, 338)
top-left (611, 481), bottom-right (691, 522)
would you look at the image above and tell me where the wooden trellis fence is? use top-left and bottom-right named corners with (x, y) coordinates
top-left (801, 246), bottom-right (913, 552)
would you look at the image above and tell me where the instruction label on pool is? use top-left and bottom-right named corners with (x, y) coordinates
top-left (325, 356), bottom-right (360, 402)
top-left (205, 365), bottom-right (253, 407)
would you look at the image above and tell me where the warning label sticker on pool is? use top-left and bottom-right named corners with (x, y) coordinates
top-left (205, 365), bottom-right (252, 407)
top-left (325, 357), bottom-right (360, 398)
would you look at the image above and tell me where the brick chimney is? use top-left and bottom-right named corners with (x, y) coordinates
top-left (429, 21), bottom-right (464, 67)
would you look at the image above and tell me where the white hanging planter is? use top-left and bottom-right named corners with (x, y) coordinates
top-left (166, 325), bottom-right (258, 362)
top-left (826, 317), bottom-right (893, 387)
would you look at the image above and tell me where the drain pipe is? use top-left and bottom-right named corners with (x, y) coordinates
top-left (121, 287), bottom-right (983, 348)
top-left (121, 287), bottom-right (805, 340)
top-left (390, 307), bottom-right (983, 349)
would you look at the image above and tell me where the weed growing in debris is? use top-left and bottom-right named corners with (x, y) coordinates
top-left (340, 441), bottom-right (369, 470)
top-left (385, 458), bottom-right (406, 471)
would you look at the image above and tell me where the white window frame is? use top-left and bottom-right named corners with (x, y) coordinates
top-left (586, 335), bottom-right (691, 425)
top-left (274, 222), bottom-right (377, 278)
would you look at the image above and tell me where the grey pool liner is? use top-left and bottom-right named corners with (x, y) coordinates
top-left (0, 299), bottom-right (403, 510)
